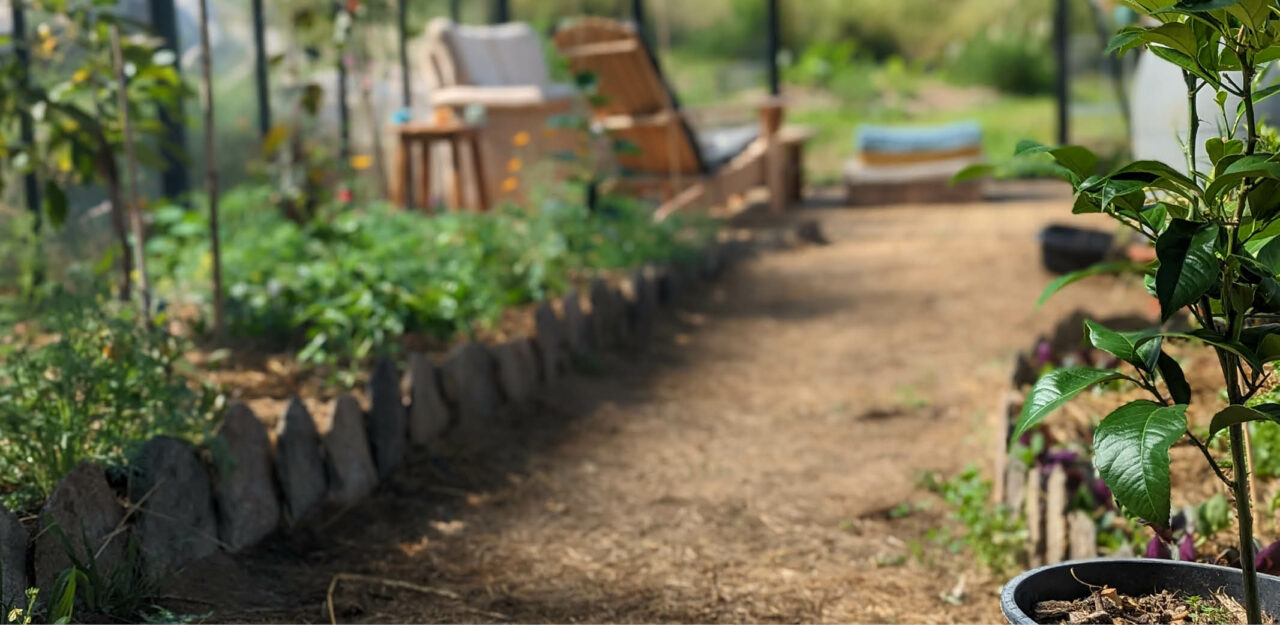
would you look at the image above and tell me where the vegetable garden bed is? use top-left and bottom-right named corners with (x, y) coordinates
top-left (0, 186), bottom-right (741, 621)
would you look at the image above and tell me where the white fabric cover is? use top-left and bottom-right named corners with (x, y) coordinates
top-left (485, 22), bottom-right (551, 86)
top-left (446, 24), bottom-right (507, 87)
top-left (435, 20), bottom-right (552, 88)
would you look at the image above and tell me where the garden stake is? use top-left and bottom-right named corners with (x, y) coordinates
top-left (109, 24), bottom-right (151, 318)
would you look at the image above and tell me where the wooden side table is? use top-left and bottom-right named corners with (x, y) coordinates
top-left (391, 122), bottom-right (489, 212)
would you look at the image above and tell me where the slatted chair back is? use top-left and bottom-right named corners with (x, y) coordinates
top-left (553, 17), bottom-right (704, 176)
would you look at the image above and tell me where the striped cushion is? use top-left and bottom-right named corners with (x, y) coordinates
top-left (856, 121), bottom-right (982, 154)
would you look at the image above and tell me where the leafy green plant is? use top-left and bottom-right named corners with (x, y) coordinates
top-left (0, 302), bottom-right (218, 511)
top-left (46, 526), bottom-right (153, 623)
top-left (923, 467), bottom-right (1026, 575)
top-left (0, 585), bottom-right (41, 625)
top-left (146, 183), bottom-right (713, 374)
top-left (1186, 594), bottom-right (1233, 624)
top-left (1196, 493), bottom-right (1232, 537)
top-left (1000, 1), bottom-right (1280, 619)
top-left (0, 0), bottom-right (186, 300)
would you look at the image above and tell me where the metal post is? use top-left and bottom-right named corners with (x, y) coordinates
top-left (10, 0), bottom-right (40, 223)
top-left (148, 0), bottom-right (190, 199)
top-left (335, 2), bottom-right (350, 160)
top-left (1054, 0), bottom-right (1070, 144)
top-left (631, 0), bottom-right (649, 49)
top-left (251, 0), bottom-right (271, 137)
top-left (449, 0), bottom-right (460, 21)
top-left (765, 0), bottom-right (779, 96)
top-left (398, 0), bottom-right (410, 108)
top-left (492, 0), bottom-right (509, 23)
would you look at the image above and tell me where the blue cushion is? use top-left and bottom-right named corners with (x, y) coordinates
top-left (697, 124), bottom-right (759, 170)
top-left (856, 121), bottom-right (983, 154)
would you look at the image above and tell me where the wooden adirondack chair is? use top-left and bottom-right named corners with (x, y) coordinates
top-left (552, 17), bottom-right (792, 217)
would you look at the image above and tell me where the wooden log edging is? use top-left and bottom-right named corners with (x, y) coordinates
top-left (993, 357), bottom-right (1100, 566)
top-left (0, 240), bottom-right (742, 604)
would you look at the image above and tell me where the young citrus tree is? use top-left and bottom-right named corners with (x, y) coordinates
top-left (1006, 1), bottom-right (1280, 621)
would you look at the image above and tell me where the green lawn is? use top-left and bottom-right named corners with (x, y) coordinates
top-left (659, 52), bottom-right (1129, 185)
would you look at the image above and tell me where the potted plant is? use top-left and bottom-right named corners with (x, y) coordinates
top-left (989, 1), bottom-right (1280, 622)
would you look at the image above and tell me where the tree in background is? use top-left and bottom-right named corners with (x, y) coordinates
top-left (0, 0), bottom-right (186, 304)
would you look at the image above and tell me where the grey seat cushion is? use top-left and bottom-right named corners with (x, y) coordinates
top-left (696, 124), bottom-right (758, 171)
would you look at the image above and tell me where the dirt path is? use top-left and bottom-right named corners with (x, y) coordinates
top-left (163, 183), bottom-right (1155, 623)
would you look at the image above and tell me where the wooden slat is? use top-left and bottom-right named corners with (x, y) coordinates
top-left (1068, 511), bottom-right (1098, 560)
top-left (1025, 466), bottom-right (1043, 568)
top-left (1045, 464), bottom-right (1068, 564)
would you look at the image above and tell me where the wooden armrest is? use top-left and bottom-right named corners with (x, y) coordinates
top-left (558, 39), bottom-right (641, 60)
top-left (431, 84), bottom-right (578, 109)
top-left (596, 111), bottom-right (679, 131)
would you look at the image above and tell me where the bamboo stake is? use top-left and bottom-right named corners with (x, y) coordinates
top-left (109, 24), bottom-right (151, 317)
top-left (193, 0), bottom-right (225, 337)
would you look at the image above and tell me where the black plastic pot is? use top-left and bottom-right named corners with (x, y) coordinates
top-left (1039, 225), bottom-right (1114, 275)
top-left (1002, 559), bottom-right (1280, 624)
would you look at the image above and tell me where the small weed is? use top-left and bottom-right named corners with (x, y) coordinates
top-left (1196, 494), bottom-right (1231, 539)
top-left (45, 525), bottom-right (156, 623)
top-left (2, 588), bottom-right (40, 625)
top-left (924, 466), bottom-right (1026, 576)
top-left (888, 502), bottom-right (914, 519)
top-left (893, 385), bottom-right (929, 410)
top-left (874, 554), bottom-right (907, 567)
top-left (1186, 595), bottom-right (1231, 624)
top-left (138, 606), bottom-right (210, 624)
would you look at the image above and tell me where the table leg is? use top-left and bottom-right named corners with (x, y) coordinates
top-left (467, 133), bottom-right (489, 212)
top-left (393, 135), bottom-right (410, 208)
top-left (788, 143), bottom-right (805, 202)
top-left (767, 139), bottom-right (786, 214)
top-left (449, 136), bottom-right (465, 212)
top-left (416, 138), bottom-right (432, 212)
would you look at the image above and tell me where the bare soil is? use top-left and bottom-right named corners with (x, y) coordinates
top-left (158, 181), bottom-right (1159, 623)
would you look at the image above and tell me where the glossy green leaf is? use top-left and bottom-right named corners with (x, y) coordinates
top-left (1050, 146), bottom-right (1099, 182)
top-left (1248, 234), bottom-right (1280, 274)
top-left (1138, 329), bottom-right (1264, 371)
top-left (1148, 45), bottom-right (1218, 87)
top-left (1240, 83), bottom-right (1280, 118)
top-left (1093, 401), bottom-right (1186, 526)
top-left (42, 181), bottom-right (67, 228)
top-left (1107, 27), bottom-right (1148, 55)
top-left (1036, 261), bottom-right (1153, 307)
top-left (1012, 368), bottom-right (1129, 442)
top-left (1245, 179), bottom-right (1280, 223)
top-left (1205, 155), bottom-right (1280, 201)
top-left (951, 164), bottom-right (994, 184)
top-left (1142, 203), bottom-right (1170, 232)
top-left (1073, 193), bottom-right (1102, 214)
top-left (1208, 405), bottom-right (1280, 441)
top-left (1110, 160), bottom-right (1200, 197)
top-left (1085, 320), bottom-right (1162, 370)
top-left (1014, 140), bottom-right (1052, 157)
top-left (1170, 0), bottom-right (1249, 12)
top-left (1155, 219), bottom-right (1220, 321)
top-left (1156, 353), bottom-right (1192, 404)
